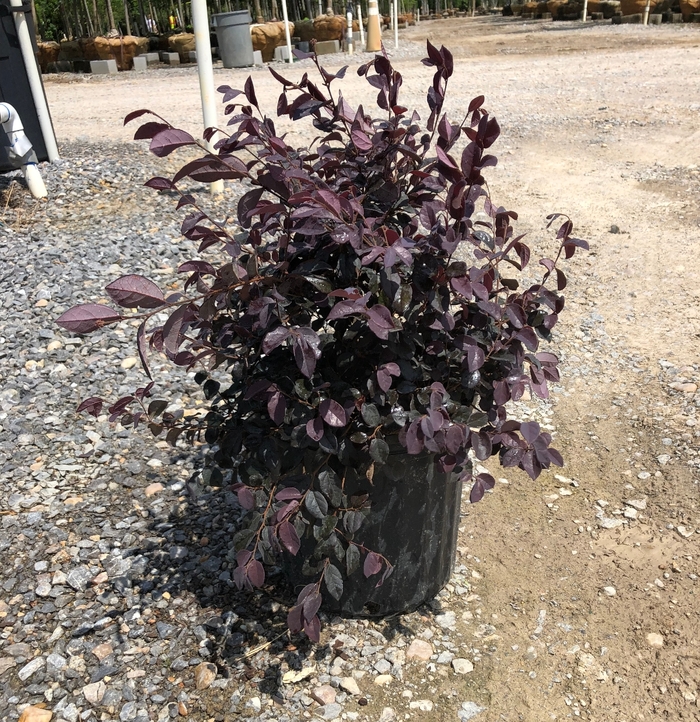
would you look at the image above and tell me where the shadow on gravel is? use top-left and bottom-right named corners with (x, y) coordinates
top-left (127, 470), bottom-right (327, 695)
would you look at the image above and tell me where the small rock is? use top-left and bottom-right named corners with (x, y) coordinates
top-left (670, 382), bottom-right (697, 394)
top-left (435, 611), bottom-right (456, 629)
top-left (144, 483), bottom-right (165, 497)
top-left (646, 633), bottom-right (664, 648)
top-left (91, 642), bottom-right (113, 661)
top-left (374, 659), bottom-right (391, 674)
top-left (374, 674), bottom-right (393, 686)
top-left (599, 518), bottom-right (623, 529)
top-left (66, 565), bottom-right (93, 591)
top-left (311, 685), bottom-right (336, 706)
top-left (378, 708), bottom-right (396, 722)
top-left (339, 677), bottom-right (361, 695)
top-left (0, 658), bottom-right (16, 675)
top-left (35, 579), bottom-right (52, 597)
top-left (46, 652), bottom-right (68, 675)
top-left (624, 508), bottom-right (638, 520)
top-left (452, 658), bottom-right (474, 674)
top-left (459, 702), bottom-right (486, 721)
top-left (409, 700), bottom-right (434, 711)
top-left (406, 639), bottom-right (433, 661)
top-left (83, 681), bottom-right (107, 704)
top-left (609, 224), bottom-right (619, 234)
top-left (121, 357), bottom-right (138, 369)
top-left (602, 586), bottom-right (616, 596)
top-left (119, 701), bottom-right (137, 721)
top-left (637, 471), bottom-right (651, 480)
top-left (624, 498), bottom-right (647, 511)
top-left (18, 656), bottom-right (45, 681)
top-left (246, 698), bottom-right (261, 712)
top-left (315, 703), bottom-right (342, 720)
top-left (18, 707), bottom-right (52, 722)
top-left (194, 661), bottom-right (217, 690)
top-left (677, 526), bottom-right (694, 538)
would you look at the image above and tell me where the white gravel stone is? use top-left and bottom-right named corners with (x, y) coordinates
top-left (452, 658), bottom-right (474, 674)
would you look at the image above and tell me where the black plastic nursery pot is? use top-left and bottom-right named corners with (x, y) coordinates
top-left (287, 448), bottom-right (463, 617)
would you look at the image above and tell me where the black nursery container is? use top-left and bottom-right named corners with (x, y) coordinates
top-left (288, 448), bottom-right (463, 617)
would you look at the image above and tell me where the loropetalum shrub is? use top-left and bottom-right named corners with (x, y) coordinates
top-left (58, 43), bottom-right (586, 641)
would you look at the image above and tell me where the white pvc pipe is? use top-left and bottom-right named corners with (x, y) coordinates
top-left (9, 0), bottom-right (59, 163)
top-left (191, 0), bottom-right (223, 194)
top-left (346, 5), bottom-right (353, 53)
top-left (356, 3), bottom-right (364, 46)
top-left (0, 102), bottom-right (48, 199)
top-left (642, 0), bottom-right (650, 23)
top-left (393, 0), bottom-right (398, 48)
top-left (281, 0), bottom-right (293, 63)
top-left (581, 0), bottom-right (588, 19)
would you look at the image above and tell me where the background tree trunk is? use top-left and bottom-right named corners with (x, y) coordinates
top-left (105, 0), bottom-right (116, 29)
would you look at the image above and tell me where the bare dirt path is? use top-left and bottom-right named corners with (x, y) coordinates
top-left (41, 17), bottom-right (700, 722)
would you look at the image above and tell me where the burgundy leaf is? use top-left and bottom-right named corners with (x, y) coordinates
top-left (162, 304), bottom-right (193, 358)
top-left (287, 604), bottom-right (303, 633)
top-left (77, 397), bottom-right (103, 417)
top-left (468, 95), bottom-right (485, 113)
top-left (267, 391), bottom-right (286, 425)
top-left (303, 614), bottom-right (321, 643)
top-left (144, 176), bottom-right (175, 191)
top-left (150, 128), bottom-right (196, 157)
top-left (377, 368), bottom-right (392, 392)
top-left (134, 121), bottom-right (169, 140)
top-left (124, 108), bottom-right (157, 125)
top-left (276, 487), bottom-right (302, 501)
top-left (302, 591), bottom-right (322, 622)
top-left (263, 327), bottom-right (291, 354)
top-left (520, 421), bottom-right (541, 444)
top-left (105, 275), bottom-right (165, 309)
top-left (483, 117), bottom-right (500, 149)
top-left (244, 76), bottom-right (258, 107)
top-left (471, 431), bottom-right (492, 461)
top-left (279, 520), bottom-right (301, 555)
top-left (367, 305), bottom-right (395, 340)
top-left (238, 187), bottom-right (265, 229)
top-left (56, 304), bottom-right (122, 334)
top-left (306, 417), bottom-right (324, 441)
top-left (470, 472), bottom-right (495, 503)
top-left (320, 399), bottom-right (347, 428)
top-left (238, 487), bottom-right (255, 510)
top-left (445, 424), bottom-right (464, 454)
top-left (363, 551), bottom-right (382, 578)
top-left (466, 345), bottom-right (485, 372)
top-left (405, 419), bottom-right (423, 454)
top-left (177, 260), bottom-right (217, 276)
top-left (247, 559), bottom-right (265, 587)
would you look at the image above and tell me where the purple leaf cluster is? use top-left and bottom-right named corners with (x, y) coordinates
top-left (57, 43), bottom-right (585, 643)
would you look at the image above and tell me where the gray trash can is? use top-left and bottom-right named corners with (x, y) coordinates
top-left (212, 10), bottom-right (254, 68)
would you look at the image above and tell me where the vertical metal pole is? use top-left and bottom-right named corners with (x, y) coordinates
top-left (642, 0), bottom-right (650, 23)
top-left (365, 0), bottom-right (380, 50)
top-left (356, 2), bottom-right (364, 45)
top-left (191, 0), bottom-right (223, 194)
top-left (345, 2), bottom-right (353, 52)
top-left (393, 0), bottom-right (398, 48)
top-left (281, 0), bottom-right (293, 62)
top-left (581, 0), bottom-right (588, 19)
top-left (9, 0), bottom-right (59, 161)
